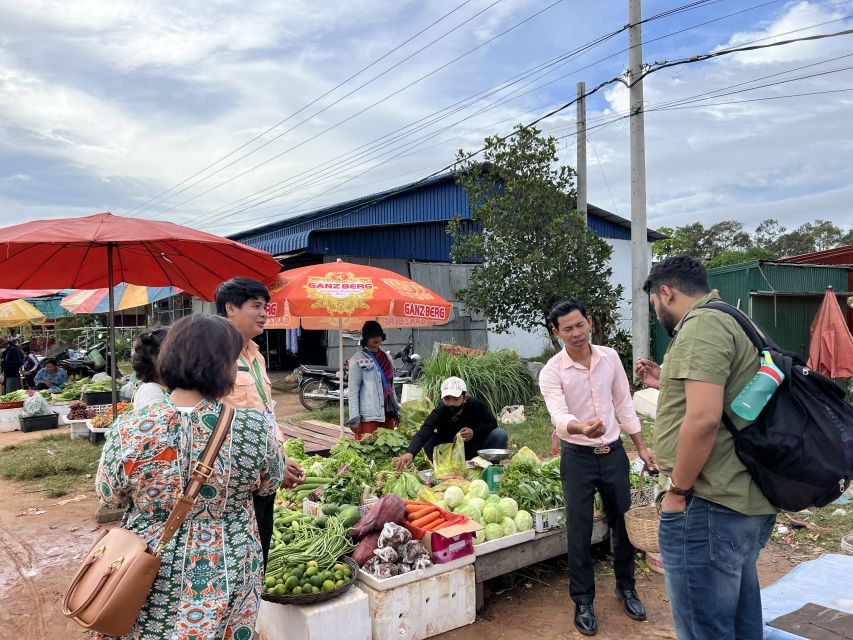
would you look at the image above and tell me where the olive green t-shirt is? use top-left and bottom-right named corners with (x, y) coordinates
top-left (655, 291), bottom-right (775, 515)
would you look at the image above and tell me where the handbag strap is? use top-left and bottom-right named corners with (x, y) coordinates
top-left (364, 348), bottom-right (391, 392)
top-left (154, 405), bottom-right (235, 555)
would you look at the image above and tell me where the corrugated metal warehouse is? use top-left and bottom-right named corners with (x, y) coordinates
top-left (230, 173), bottom-right (664, 369)
top-left (652, 260), bottom-right (853, 364)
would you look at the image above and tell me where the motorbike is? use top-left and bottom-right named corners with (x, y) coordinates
top-left (58, 343), bottom-right (119, 379)
top-left (297, 337), bottom-right (423, 411)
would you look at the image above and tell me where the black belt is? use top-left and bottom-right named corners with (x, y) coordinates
top-left (561, 438), bottom-right (623, 455)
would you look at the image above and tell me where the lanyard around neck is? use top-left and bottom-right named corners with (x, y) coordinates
top-left (239, 354), bottom-right (269, 406)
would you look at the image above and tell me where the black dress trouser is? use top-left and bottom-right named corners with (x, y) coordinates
top-left (560, 439), bottom-right (635, 604)
top-left (253, 492), bottom-right (276, 569)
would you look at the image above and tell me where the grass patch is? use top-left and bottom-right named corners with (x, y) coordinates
top-left (621, 415), bottom-right (655, 453)
top-left (302, 406), bottom-right (344, 424)
top-left (0, 434), bottom-right (102, 497)
top-left (772, 503), bottom-right (853, 553)
top-left (504, 399), bottom-right (554, 458)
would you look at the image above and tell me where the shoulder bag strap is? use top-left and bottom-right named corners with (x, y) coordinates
top-left (364, 348), bottom-right (391, 391)
top-left (154, 405), bottom-right (235, 555)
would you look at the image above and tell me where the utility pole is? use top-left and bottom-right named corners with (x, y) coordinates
top-left (628, 0), bottom-right (649, 365)
top-left (576, 81), bottom-right (587, 220)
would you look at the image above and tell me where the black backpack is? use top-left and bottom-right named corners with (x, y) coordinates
top-left (701, 302), bottom-right (853, 511)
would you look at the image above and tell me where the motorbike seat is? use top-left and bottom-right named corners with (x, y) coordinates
top-left (300, 365), bottom-right (341, 375)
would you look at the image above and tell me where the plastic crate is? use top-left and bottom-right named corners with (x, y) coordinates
top-left (82, 391), bottom-right (113, 406)
top-left (20, 412), bottom-right (60, 432)
top-left (532, 507), bottom-right (564, 533)
top-left (86, 420), bottom-right (108, 444)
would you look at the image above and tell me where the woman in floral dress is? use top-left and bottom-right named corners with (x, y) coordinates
top-left (96, 315), bottom-right (284, 640)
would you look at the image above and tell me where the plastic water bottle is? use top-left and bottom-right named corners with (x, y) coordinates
top-left (731, 351), bottom-right (785, 421)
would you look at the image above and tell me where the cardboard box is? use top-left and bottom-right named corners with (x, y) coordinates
top-left (404, 514), bottom-right (482, 564)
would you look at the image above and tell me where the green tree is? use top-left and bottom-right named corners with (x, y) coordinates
top-left (652, 222), bottom-right (707, 260)
top-left (451, 125), bottom-right (623, 350)
top-left (705, 247), bottom-right (777, 270)
top-left (705, 221), bottom-right (752, 258)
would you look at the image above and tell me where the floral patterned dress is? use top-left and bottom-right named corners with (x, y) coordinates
top-left (95, 398), bottom-right (284, 640)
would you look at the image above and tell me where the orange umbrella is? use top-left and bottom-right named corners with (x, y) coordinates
top-left (807, 286), bottom-right (853, 379)
top-left (265, 260), bottom-right (453, 432)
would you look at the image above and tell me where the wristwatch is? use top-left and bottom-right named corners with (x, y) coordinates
top-left (668, 484), bottom-right (693, 497)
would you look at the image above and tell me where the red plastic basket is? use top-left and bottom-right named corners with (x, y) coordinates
top-left (0, 401), bottom-right (24, 410)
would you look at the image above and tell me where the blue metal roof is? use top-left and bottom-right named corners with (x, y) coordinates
top-left (231, 173), bottom-right (661, 258)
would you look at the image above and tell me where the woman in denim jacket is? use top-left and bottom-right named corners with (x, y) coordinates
top-left (347, 321), bottom-right (400, 440)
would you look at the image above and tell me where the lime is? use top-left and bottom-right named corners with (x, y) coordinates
top-left (322, 580), bottom-right (336, 592)
top-left (335, 579), bottom-right (345, 588)
top-left (342, 566), bottom-right (352, 578)
top-left (292, 586), bottom-right (303, 596)
top-left (305, 566), bottom-right (318, 577)
top-left (333, 563), bottom-right (344, 571)
top-left (264, 577), bottom-right (275, 588)
top-left (285, 576), bottom-right (299, 590)
top-left (297, 564), bottom-right (306, 572)
top-left (274, 584), bottom-right (286, 595)
top-left (312, 586), bottom-right (320, 593)
top-left (334, 570), bottom-right (344, 581)
top-left (307, 560), bottom-right (318, 568)
top-left (309, 575), bottom-right (324, 588)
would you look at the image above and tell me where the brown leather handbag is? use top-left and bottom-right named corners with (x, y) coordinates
top-left (62, 406), bottom-right (235, 636)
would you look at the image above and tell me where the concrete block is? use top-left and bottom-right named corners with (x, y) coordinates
top-left (632, 388), bottom-right (659, 418)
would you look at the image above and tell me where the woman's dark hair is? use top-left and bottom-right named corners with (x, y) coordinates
top-left (132, 327), bottom-right (169, 383)
top-left (548, 300), bottom-right (589, 330)
top-left (43, 357), bottom-right (57, 366)
top-left (157, 315), bottom-right (243, 400)
top-left (643, 255), bottom-right (709, 297)
top-left (214, 277), bottom-right (270, 316)
top-left (21, 344), bottom-right (30, 354)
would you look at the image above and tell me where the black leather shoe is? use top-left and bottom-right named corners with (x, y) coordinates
top-left (615, 588), bottom-right (647, 621)
top-left (574, 603), bottom-right (598, 636)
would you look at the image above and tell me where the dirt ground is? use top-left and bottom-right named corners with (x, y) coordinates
top-left (0, 388), bottom-right (814, 639)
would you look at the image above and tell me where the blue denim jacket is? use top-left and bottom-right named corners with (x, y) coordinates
top-left (347, 348), bottom-right (400, 424)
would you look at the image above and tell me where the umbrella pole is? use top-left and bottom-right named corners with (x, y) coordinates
top-left (338, 319), bottom-right (344, 438)
top-left (107, 244), bottom-right (118, 415)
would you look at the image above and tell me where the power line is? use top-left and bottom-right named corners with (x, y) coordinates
top-left (192, 0), bottom-right (776, 229)
top-left (123, 0), bottom-right (481, 217)
top-left (139, 0), bottom-right (567, 218)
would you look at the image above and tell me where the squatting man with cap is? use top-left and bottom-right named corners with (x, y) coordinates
top-left (392, 377), bottom-right (508, 471)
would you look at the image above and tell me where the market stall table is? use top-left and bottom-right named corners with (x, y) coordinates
top-left (473, 518), bottom-right (609, 610)
top-left (279, 419), bottom-right (353, 454)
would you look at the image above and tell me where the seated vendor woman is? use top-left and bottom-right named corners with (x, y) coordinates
top-left (392, 377), bottom-right (508, 471)
top-left (33, 358), bottom-right (68, 392)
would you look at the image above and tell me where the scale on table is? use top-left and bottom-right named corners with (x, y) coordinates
top-left (477, 449), bottom-right (514, 491)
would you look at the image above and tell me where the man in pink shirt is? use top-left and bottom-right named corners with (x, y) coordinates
top-left (540, 300), bottom-right (656, 636)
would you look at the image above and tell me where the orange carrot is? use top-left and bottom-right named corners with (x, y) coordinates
top-left (421, 518), bottom-right (446, 531)
top-left (411, 511), bottom-right (442, 528)
top-left (408, 506), bottom-right (436, 520)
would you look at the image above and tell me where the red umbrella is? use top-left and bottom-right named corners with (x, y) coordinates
top-left (808, 286), bottom-right (853, 379)
top-left (0, 212), bottom-right (281, 408)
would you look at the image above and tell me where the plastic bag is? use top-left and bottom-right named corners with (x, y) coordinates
top-left (22, 393), bottom-right (52, 417)
top-left (498, 405), bottom-right (525, 424)
top-left (432, 433), bottom-right (466, 478)
top-left (416, 485), bottom-right (439, 504)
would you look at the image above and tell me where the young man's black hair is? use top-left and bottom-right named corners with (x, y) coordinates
top-left (548, 300), bottom-right (589, 329)
top-left (642, 255), bottom-right (710, 297)
top-left (214, 277), bottom-right (270, 316)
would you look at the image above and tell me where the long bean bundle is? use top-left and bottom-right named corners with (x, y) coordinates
top-left (267, 517), bottom-right (355, 575)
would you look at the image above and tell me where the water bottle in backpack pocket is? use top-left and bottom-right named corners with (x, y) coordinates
top-left (731, 350), bottom-right (785, 421)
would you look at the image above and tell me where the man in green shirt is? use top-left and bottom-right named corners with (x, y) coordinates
top-left (637, 255), bottom-right (776, 640)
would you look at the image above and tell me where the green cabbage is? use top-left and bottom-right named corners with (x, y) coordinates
top-left (444, 485), bottom-right (465, 508)
top-left (467, 497), bottom-right (487, 512)
top-left (499, 497), bottom-right (519, 519)
top-left (511, 446), bottom-right (539, 466)
top-left (501, 517), bottom-right (518, 536)
top-left (435, 499), bottom-right (448, 511)
top-left (514, 510), bottom-right (533, 532)
top-left (484, 522), bottom-right (504, 541)
top-left (474, 529), bottom-right (486, 545)
top-left (482, 504), bottom-right (503, 525)
top-left (467, 479), bottom-right (489, 500)
top-left (457, 504), bottom-right (482, 523)
top-left (487, 494), bottom-right (501, 504)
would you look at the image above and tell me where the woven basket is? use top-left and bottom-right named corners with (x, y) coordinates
top-left (261, 557), bottom-right (358, 606)
top-left (624, 471), bottom-right (660, 553)
top-left (841, 534), bottom-right (853, 556)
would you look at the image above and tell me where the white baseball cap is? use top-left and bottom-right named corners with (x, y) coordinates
top-left (440, 376), bottom-right (467, 398)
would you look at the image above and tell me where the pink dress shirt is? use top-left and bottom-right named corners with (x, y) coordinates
top-left (539, 345), bottom-right (641, 447)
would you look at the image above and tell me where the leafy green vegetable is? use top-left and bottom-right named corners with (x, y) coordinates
top-left (0, 390), bottom-right (26, 402)
top-left (499, 461), bottom-right (563, 511)
top-left (283, 438), bottom-right (306, 460)
top-left (384, 471), bottom-right (423, 500)
top-left (398, 398), bottom-right (434, 438)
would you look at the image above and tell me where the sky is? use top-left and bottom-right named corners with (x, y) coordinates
top-left (0, 0), bottom-right (851, 237)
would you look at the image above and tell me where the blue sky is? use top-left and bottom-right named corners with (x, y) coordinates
top-left (1, 0), bottom-right (851, 237)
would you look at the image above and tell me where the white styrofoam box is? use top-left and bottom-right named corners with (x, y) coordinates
top-left (357, 565), bottom-right (475, 640)
top-left (0, 407), bottom-right (23, 432)
top-left (474, 528), bottom-right (535, 556)
top-left (303, 497), bottom-right (377, 519)
top-left (632, 387), bottom-right (659, 418)
top-left (51, 402), bottom-right (71, 417)
top-left (357, 552), bottom-right (474, 591)
top-left (400, 384), bottom-right (424, 404)
top-left (66, 418), bottom-right (90, 440)
top-left (256, 587), bottom-right (371, 640)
